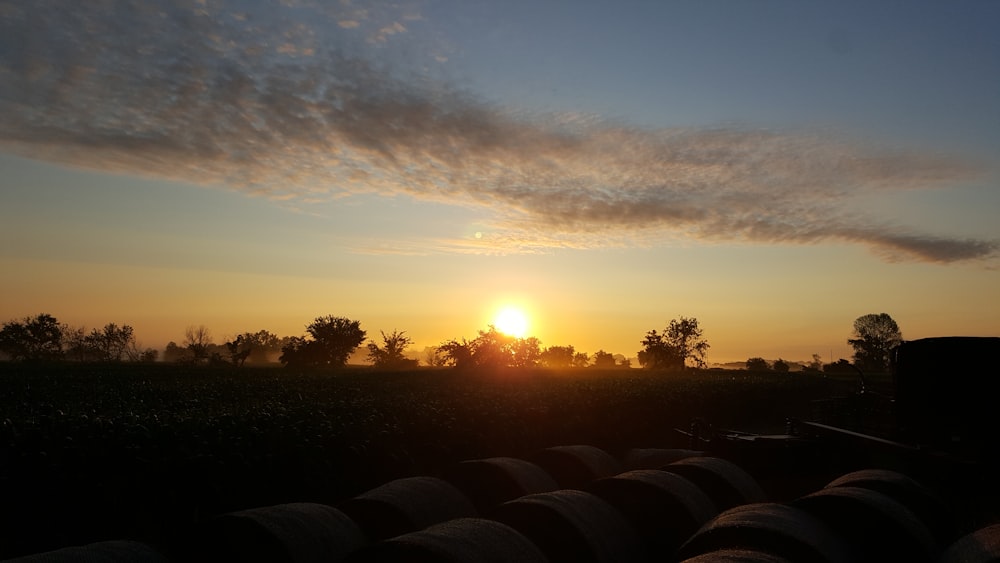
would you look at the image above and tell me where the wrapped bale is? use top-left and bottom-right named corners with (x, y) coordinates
top-left (191, 502), bottom-right (366, 563)
top-left (824, 469), bottom-right (958, 546)
top-left (338, 476), bottom-right (477, 541)
top-left (491, 489), bottom-right (646, 563)
top-left (792, 486), bottom-right (939, 563)
top-left (587, 469), bottom-right (717, 557)
top-left (680, 548), bottom-right (795, 563)
top-left (346, 518), bottom-right (547, 563)
top-left (622, 448), bottom-right (704, 470)
top-left (526, 445), bottom-right (623, 489)
top-left (445, 457), bottom-right (559, 514)
top-left (676, 503), bottom-right (851, 563)
top-left (663, 457), bottom-right (767, 511)
top-left (5, 540), bottom-right (168, 563)
top-left (940, 523), bottom-right (1000, 563)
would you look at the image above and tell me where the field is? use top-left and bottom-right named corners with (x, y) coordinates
top-left (0, 363), bottom-right (858, 558)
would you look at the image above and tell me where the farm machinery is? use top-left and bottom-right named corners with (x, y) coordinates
top-left (679, 337), bottom-right (1000, 512)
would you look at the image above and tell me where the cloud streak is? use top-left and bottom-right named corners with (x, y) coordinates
top-left (0, 0), bottom-right (994, 263)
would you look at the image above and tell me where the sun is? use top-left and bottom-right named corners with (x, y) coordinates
top-left (494, 306), bottom-right (529, 338)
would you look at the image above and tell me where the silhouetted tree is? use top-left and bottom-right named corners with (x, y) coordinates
top-left (639, 316), bottom-right (709, 370)
top-left (184, 325), bottom-right (213, 363)
top-left (367, 330), bottom-right (418, 369)
top-left (539, 345), bottom-right (576, 368)
top-left (225, 330), bottom-right (282, 364)
top-left (225, 335), bottom-right (254, 367)
top-left (638, 330), bottom-right (681, 370)
top-left (848, 313), bottom-right (902, 372)
top-left (510, 336), bottom-right (542, 368)
top-left (0, 314), bottom-right (65, 361)
top-left (437, 339), bottom-right (473, 368)
top-left (281, 316), bottom-right (366, 368)
top-left (746, 357), bottom-right (769, 371)
top-left (438, 327), bottom-right (542, 369)
top-left (86, 323), bottom-right (137, 362)
top-left (572, 351), bottom-right (590, 368)
top-left (592, 350), bottom-right (616, 368)
top-left (773, 358), bottom-right (790, 373)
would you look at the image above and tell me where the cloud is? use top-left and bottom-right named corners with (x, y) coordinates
top-left (0, 0), bottom-right (995, 264)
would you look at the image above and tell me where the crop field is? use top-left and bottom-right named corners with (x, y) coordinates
top-left (0, 363), bottom-right (858, 558)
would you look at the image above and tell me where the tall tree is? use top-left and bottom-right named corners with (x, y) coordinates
top-left (0, 314), bottom-right (65, 361)
top-left (639, 316), bottom-right (710, 370)
top-left (848, 313), bottom-right (902, 372)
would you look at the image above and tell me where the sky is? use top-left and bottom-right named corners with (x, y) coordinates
top-left (1, 0), bottom-right (998, 364)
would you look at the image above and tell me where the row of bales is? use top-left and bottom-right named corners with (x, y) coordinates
top-left (8, 444), bottom-right (1000, 562)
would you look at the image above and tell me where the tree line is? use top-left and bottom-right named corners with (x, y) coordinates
top-left (0, 312), bottom-right (903, 373)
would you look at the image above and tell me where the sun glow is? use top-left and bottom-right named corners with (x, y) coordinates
top-left (494, 306), bottom-right (529, 338)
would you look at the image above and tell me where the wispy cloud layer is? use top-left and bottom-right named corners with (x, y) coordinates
top-left (0, 1), bottom-right (994, 263)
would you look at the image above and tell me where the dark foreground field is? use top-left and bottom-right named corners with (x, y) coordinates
top-left (0, 363), bottom-right (858, 558)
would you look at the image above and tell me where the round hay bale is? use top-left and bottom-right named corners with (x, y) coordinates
top-left (824, 468), bottom-right (958, 545)
top-left (622, 448), bottom-right (704, 470)
top-left (586, 469), bottom-right (718, 557)
top-left (663, 457), bottom-right (767, 511)
top-left (525, 445), bottom-right (623, 489)
top-left (940, 523), bottom-right (1000, 563)
top-left (5, 540), bottom-right (169, 562)
top-left (193, 502), bottom-right (366, 563)
top-left (679, 548), bottom-right (795, 563)
top-left (491, 489), bottom-right (645, 563)
top-left (444, 457), bottom-right (559, 513)
top-left (792, 486), bottom-right (939, 562)
top-left (338, 476), bottom-right (477, 541)
top-left (676, 503), bottom-right (852, 563)
top-left (346, 518), bottom-right (548, 563)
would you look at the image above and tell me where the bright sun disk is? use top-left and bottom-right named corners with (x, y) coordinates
top-left (494, 307), bottom-right (529, 338)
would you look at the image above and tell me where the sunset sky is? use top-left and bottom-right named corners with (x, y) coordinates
top-left (1, 1), bottom-right (998, 364)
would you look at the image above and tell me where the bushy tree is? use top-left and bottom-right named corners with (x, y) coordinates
top-left (773, 358), bottom-right (790, 373)
top-left (0, 314), bottom-right (65, 361)
top-left (437, 338), bottom-right (473, 368)
top-left (640, 317), bottom-right (709, 371)
top-left (87, 324), bottom-right (137, 362)
top-left (592, 350), bottom-right (616, 368)
top-left (281, 316), bottom-right (366, 368)
top-left (746, 357), bottom-right (769, 371)
top-left (539, 345), bottom-right (576, 368)
top-left (438, 326), bottom-right (541, 369)
top-left (848, 313), bottom-right (902, 372)
top-left (572, 351), bottom-right (590, 368)
top-left (510, 336), bottom-right (542, 368)
top-left (225, 330), bottom-right (283, 365)
top-left (367, 330), bottom-right (418, 370)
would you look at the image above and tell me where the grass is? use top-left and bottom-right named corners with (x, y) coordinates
top-left (0, 362), bottom-right (856, 557)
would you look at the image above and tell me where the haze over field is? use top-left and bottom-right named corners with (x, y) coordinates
top-left (1, 1), bottom-right (998, 362)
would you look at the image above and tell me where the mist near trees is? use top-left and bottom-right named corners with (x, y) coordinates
top-left (1, 311), bottom-right (909, 374)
